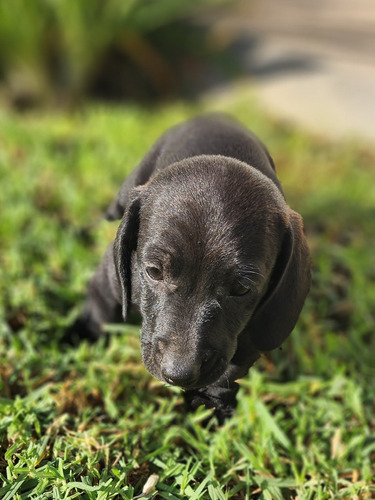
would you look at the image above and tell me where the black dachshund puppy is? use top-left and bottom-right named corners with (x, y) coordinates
top-left (72, 114), bottom-right (311, 422)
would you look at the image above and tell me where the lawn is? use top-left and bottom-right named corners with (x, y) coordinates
top-left (0, 95), bottom-right (374, 499)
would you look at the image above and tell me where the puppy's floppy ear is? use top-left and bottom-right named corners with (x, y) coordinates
top-left (113, 187), bottom-right (144, 319)
top-left (248, 210), bottom-right (311, 351)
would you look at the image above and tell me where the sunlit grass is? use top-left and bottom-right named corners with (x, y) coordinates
top-left (0, 96), bottom-right (374, 498)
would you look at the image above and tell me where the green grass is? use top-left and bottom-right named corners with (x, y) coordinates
top-left (0, 96), bottom-right (374, 499)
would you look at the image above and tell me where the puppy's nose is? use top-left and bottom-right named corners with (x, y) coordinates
top-left (161, 360), bottom-right (200, 388)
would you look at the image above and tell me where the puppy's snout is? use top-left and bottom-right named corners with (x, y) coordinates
top-left (200, 350), bottom-right (222, 375)
top-left (161, 359), bottom-right (200, 388)
top-left (161, 350), bottom-right (223, 388)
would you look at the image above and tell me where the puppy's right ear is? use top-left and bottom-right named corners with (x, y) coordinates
top-left (113, 187), bottom-right (144, 319)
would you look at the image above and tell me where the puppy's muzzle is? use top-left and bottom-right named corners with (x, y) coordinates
top-left (161, 350), bottom-right (226, 389)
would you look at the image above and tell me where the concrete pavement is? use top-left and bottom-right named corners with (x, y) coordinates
top-left (209, 0), bottom-right (375, 143)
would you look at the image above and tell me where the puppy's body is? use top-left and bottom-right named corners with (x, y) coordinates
top-left (74, 114), bottom-right (310, 421)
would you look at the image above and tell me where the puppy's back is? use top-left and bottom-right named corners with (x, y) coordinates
top-left (106, 114), bottom-right (283, 221)
top-left (153, 114), bottom-right (283, 194)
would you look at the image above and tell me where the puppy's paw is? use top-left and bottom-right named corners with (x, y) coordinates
top-left (213, 404), bottom-right (236, 425)
top-left (184, 389), bottom-right (216, 412)
top-left (61, 316), bottom-right (102, 346)
top-left (184, 384), bottom-right (238, 424)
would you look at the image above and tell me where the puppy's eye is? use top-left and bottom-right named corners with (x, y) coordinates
top-left (145, 266), bottom-right (164, 281)
top-left (230, 283), bottom-right (251, 297)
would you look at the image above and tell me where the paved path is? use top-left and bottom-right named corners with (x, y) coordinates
top-left (210, 0), bottom-right (375, 143)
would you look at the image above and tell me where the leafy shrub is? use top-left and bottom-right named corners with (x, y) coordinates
top-left (0, 0), bottom-right (233, 108)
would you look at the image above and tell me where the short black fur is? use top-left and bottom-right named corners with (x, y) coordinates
top-left (69, 114), bottom-right (311, 422)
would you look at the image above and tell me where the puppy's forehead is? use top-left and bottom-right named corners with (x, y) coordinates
top-left (139, 156), bottom-right (288, 261)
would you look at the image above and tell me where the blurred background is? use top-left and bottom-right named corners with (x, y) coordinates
top-left (1, 0), bottom-right (374, 142)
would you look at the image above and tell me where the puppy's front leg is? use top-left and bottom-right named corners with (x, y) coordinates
top-left (184, 354), bottom-right (260, 424)
top-left (66, 244), bottom-right (122, 343)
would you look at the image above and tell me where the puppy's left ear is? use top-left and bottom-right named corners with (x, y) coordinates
top-left (248, 210), bottom-right (311, 351)
top-left (113, 187), bottom-right (144, 319)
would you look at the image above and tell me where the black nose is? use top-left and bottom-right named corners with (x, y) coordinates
top-left (161, 351), bottom-right (222, 388)
top-left (161, 360), bottom-right (200, 388)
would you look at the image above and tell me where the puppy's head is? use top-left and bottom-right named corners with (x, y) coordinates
top-left (114, 155), bottom-right (310, 389)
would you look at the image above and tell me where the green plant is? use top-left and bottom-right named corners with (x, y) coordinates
top-left (0, 0), bottom-right (233, 108)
